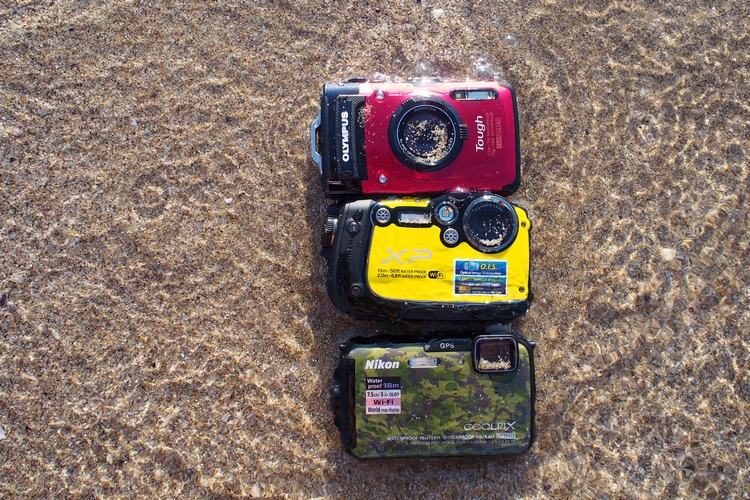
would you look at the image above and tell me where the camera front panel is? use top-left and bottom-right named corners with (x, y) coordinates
top-left (363, 81), bottom-right (519, 195)
top-left (333, 334), bottom-right (535, 458)
top-left (321, 193), bottom-right (531, 322)
top-left (315, 80), bottom-right (520, 197)
top-left (366, 197), bottom-right (530, 305)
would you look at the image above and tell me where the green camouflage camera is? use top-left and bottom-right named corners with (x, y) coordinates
top-left (331, 326), bottom-right (536, 458)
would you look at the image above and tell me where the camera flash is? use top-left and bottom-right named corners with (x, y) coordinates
top-left (408, 357), bottom-right (440, 368)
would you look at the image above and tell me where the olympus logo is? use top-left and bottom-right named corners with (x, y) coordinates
top-left (475, 116), bottom-right (485, 151)
top-left (341, 111), bottom-right (350, 162)
top-left (463, 421), bottom-right (516, 431)
top-left (365, 359), bottom-right (400, 370)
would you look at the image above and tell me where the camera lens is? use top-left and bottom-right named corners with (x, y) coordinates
top-left (398, 106), bottom-right (455, 165)
top-left (463, 195), bottom-right (518, 253)
top-left (474, 336), bottom-right (517, 373)
top-left (389, 97), bottom-right (465, 171)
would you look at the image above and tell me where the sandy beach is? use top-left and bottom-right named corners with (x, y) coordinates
top-left (1, 0), bottom-right (748, 497)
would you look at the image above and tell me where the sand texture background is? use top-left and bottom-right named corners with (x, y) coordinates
top-left (1, 0), bottom-right (748, 498)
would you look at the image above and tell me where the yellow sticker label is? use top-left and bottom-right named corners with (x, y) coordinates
top-left (366, 207), bottom-right (530, 303)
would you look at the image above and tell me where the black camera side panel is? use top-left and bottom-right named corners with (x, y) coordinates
top-left (399, 302), bottom-right (530, 322)
top-left (332, 352), bottom-right (356, 451)
top-left (320, 83), bottom-right (365, 195)
top-left (520, 335), bottom-right (537, 451)
top-left (322, 199), bottom-right (384, 320)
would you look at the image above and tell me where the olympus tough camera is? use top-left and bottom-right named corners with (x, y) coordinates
top-left (331, 326), bottom-right (536, 458)
top-left (311, 78), bottom-right (520, 197)
top-left (320, 192), bottom-right (531, 322)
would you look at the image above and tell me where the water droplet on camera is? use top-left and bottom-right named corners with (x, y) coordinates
top-left (415, 61), bottom-right (432, 77)
top-left (503, 35), bottom-right (518, 47)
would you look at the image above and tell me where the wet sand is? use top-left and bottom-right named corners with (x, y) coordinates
top-left (1, 0), bottom-right (748, 497)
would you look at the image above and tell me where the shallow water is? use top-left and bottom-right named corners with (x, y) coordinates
top-left (0, 0), bottom-right (748, 497)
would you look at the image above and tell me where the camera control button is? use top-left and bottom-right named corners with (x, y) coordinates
top-left (347, 220), bottom-right (361, 235)
top-left (458, 124), bottom-right (469, 140)
top-left (352, 209), bottom-right (364, 221)
top-left (443, 228), bottom-right (460, 245)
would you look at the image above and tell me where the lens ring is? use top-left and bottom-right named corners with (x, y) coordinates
top-left (462, 195), bottom-right (518, 253)
top-left (388, 96), bottom-right (465, 172)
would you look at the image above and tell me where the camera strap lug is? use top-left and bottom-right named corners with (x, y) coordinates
top-left (310, 110), bottom-right (322, 173)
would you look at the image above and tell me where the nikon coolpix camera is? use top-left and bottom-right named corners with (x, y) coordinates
top-left (320, 192), bottom-right (531, 322)
top-left (331, 327), bottom-right (536, 458)
top-left (310, 77), bottom-right (520, 197)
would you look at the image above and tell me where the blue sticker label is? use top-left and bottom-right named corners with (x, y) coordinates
top-left (454, 260), bottom-right (508, 295)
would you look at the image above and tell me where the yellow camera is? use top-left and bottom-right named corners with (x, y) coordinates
top-left (321, 192), bottom-right (531, 322)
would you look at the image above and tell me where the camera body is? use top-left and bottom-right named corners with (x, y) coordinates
top-left (311, 78), bottom-right (520, 197)
top-left (331, 327), bottom-right (536, 458)
top-left (321, 192), bottom-right (531, 322)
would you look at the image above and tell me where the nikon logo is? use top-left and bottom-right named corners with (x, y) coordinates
top-left (340, 111), bottom-right (350, 162)
top-left (365, 359), bottom-right (400, 370)
top-left (463, 421), bottom-right (516, 431)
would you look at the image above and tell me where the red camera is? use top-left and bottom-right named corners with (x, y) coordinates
top-left (312, 78), bottom-right (521, 197)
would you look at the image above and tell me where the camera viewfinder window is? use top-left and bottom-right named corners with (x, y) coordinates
top-left (450, 89), bottom-right (499, 100)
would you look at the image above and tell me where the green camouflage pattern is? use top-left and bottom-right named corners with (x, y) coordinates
top-left (349, 340), bottom-right (534, 458)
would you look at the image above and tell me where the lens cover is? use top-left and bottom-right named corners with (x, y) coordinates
top-left (473, 335), bottom-right (518, 373)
